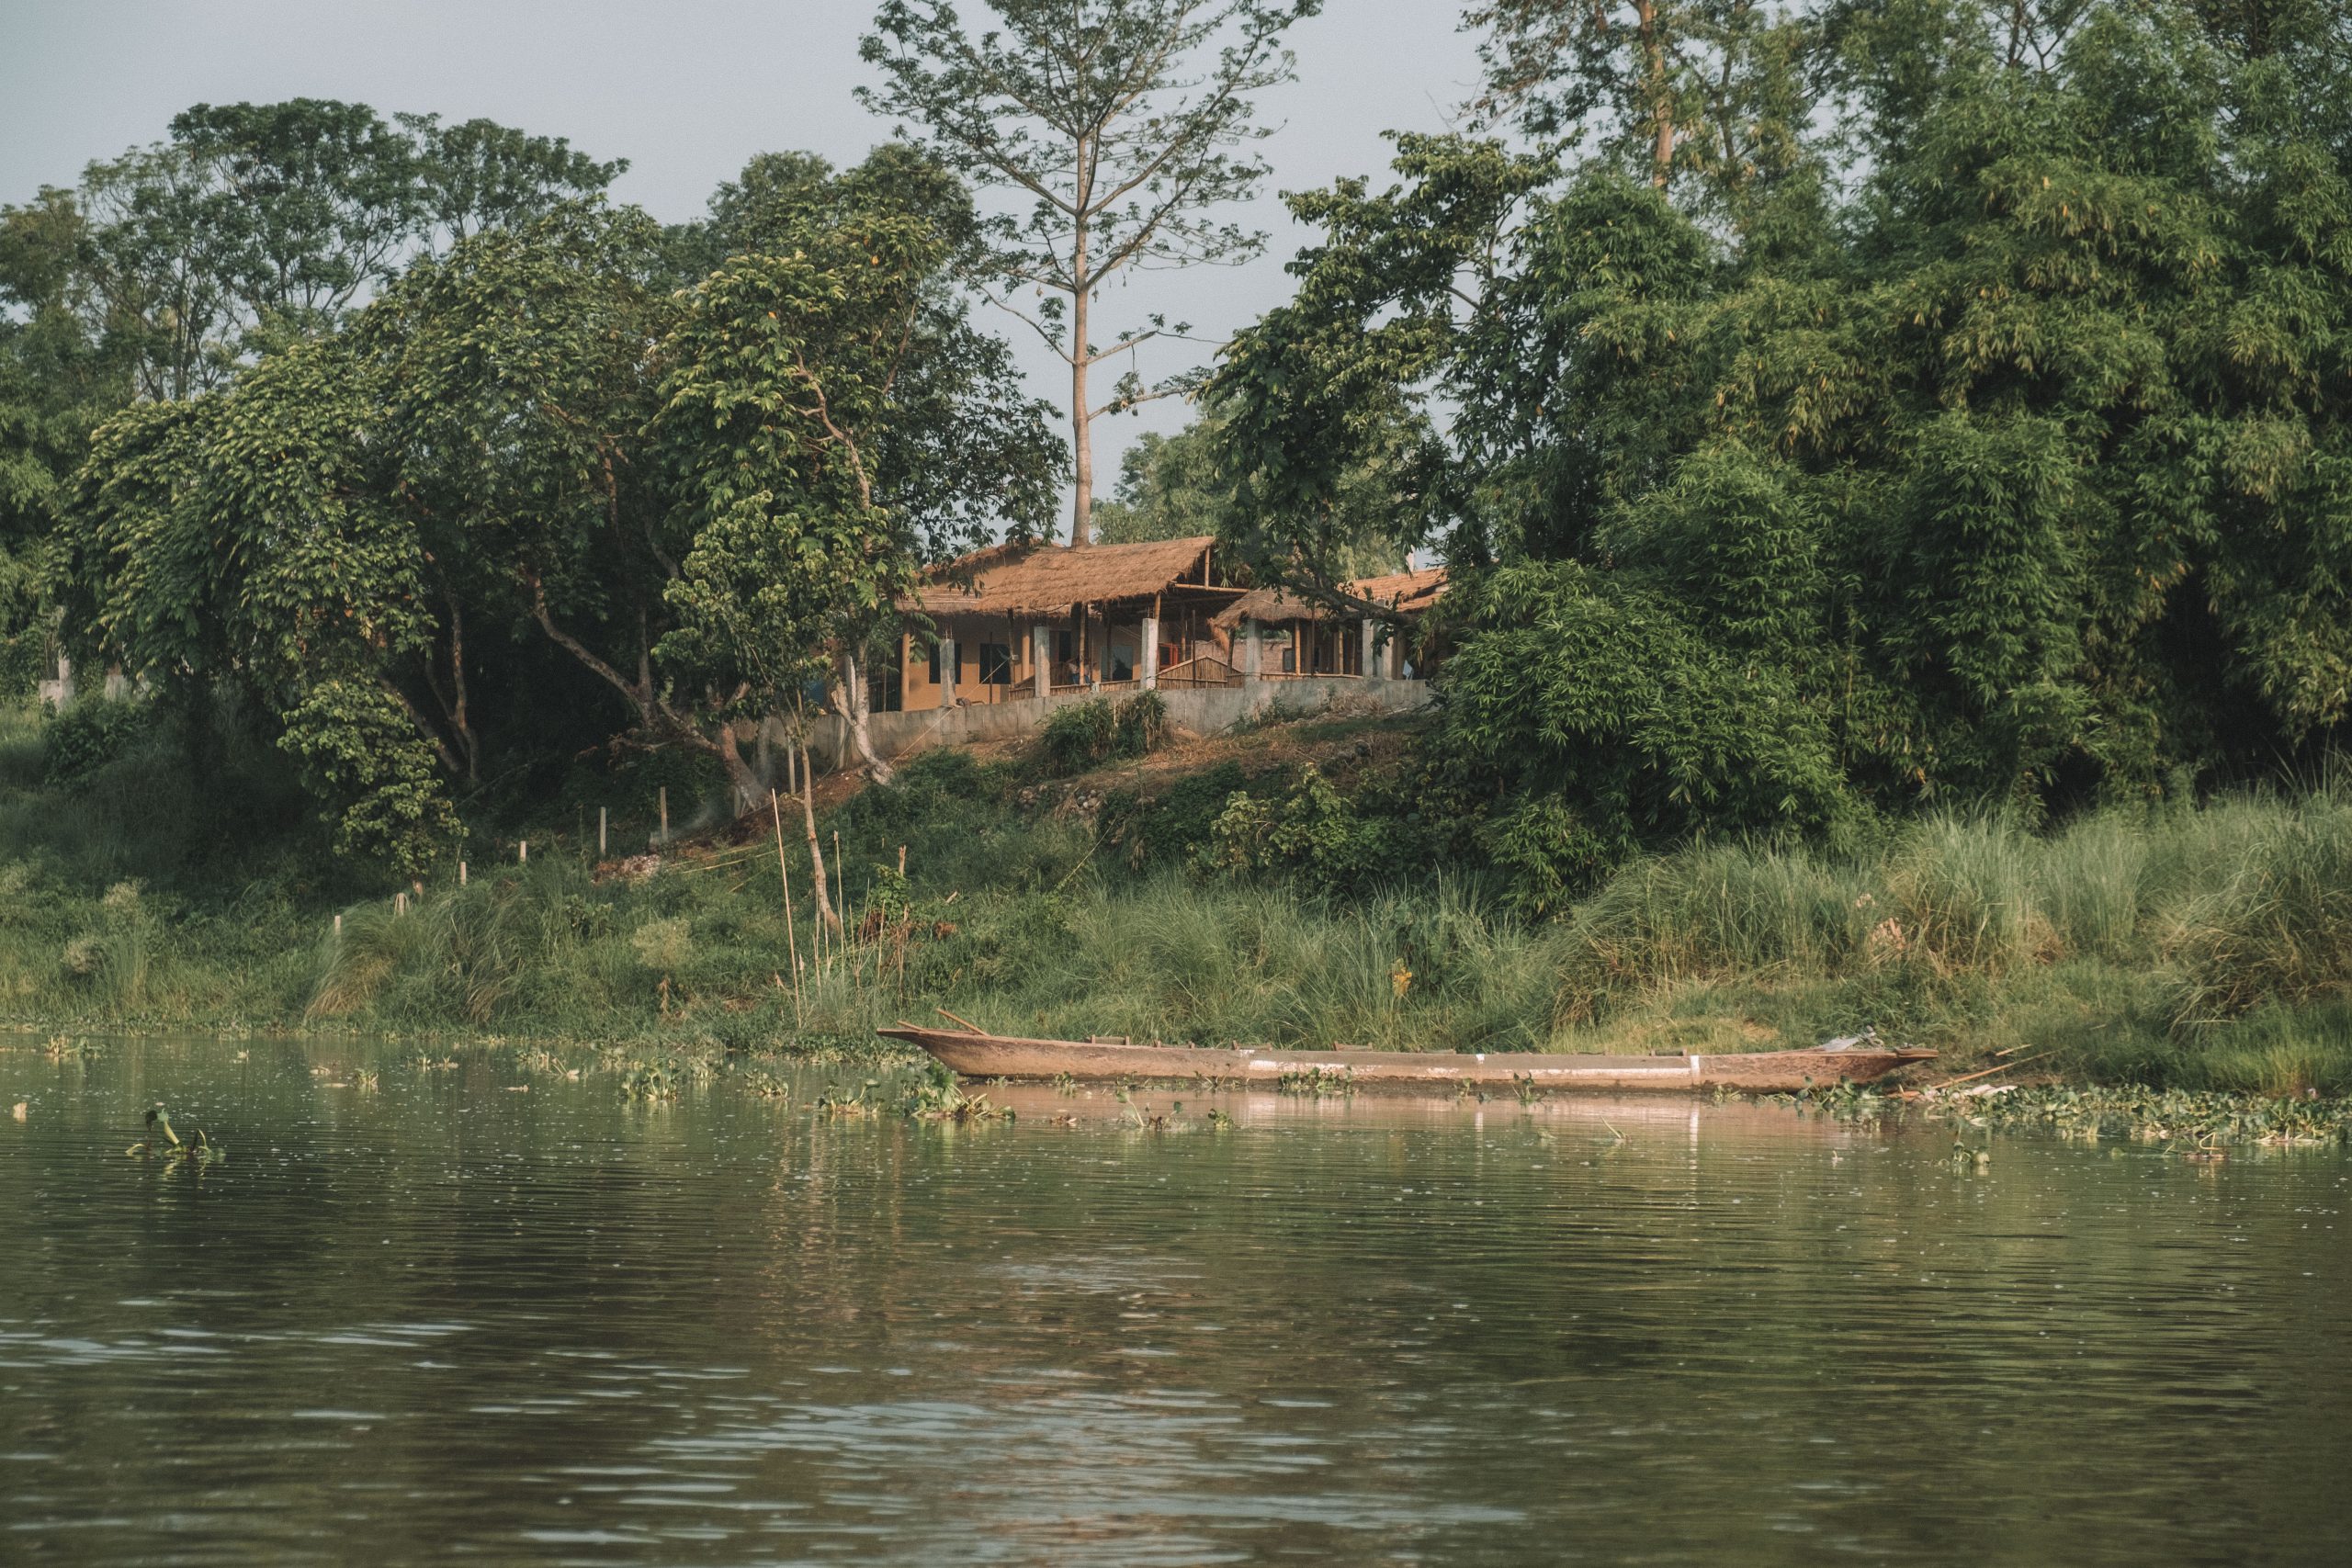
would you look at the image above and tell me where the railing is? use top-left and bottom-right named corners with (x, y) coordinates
top-left (1159, 656), bottom-right (1242, 689)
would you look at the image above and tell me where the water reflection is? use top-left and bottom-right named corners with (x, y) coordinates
top-left (1, 1039), bottom-right (2346, 1564)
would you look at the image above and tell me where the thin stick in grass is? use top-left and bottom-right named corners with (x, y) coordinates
top-left (771, 791), bottom-right (802, 1029)
top-left (833, 829), bottom-right (847, 985)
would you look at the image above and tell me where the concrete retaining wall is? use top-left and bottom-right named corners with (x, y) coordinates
top-left (805, 677), bottom-right (1433, 769)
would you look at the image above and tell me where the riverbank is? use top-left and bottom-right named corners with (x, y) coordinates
top-left (6, 699), bottom-right (2352, 1095)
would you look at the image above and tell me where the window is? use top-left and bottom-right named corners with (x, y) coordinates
top-left (1056, 629), bottom-right (1074, 663)
top-left (924, 642), bottom-right (940, 683)
top-left (978, 643), bottom-right (1013, 684)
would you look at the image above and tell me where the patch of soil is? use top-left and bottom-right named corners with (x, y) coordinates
top-left (607, 706), bottom-right (1433, 866)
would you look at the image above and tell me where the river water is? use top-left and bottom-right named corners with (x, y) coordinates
top-left (3, 1037), bottom-right (2346, 1566)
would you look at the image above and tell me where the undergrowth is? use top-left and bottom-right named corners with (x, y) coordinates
top-left (6, 699), bottom-right (2352, 1092)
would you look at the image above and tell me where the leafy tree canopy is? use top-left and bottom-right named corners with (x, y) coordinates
top-left (49, 148), bottom-right (1057, 869)
top-left (1216, 0), bottom-right (2352, 901)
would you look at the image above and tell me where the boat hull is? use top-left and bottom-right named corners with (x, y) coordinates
top-left (875, 1027), bottom-right (1933, 1094)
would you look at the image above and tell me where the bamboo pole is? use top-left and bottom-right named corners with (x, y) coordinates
top-left (771, 790), bottom-right (801, 1029)
top-left (1925, 1052), bottom-right (2053, 1092)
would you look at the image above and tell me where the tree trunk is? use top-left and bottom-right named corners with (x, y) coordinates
top-left (832, 651), bottom-right (895, 784)
top-left (797, 739), bottom-right (841, 933)
top-left (1069, 147), bottom-right (1093, 547)
top-left (715, 721), bottom-right (760, 815)
top-left (1640, 0), bottom-right (1673, 187)
top-left (446, 593), bottom-right (479, 783)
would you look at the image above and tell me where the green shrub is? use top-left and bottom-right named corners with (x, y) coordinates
top-left (41, 695), bottom-right (152, 785)
top-left (1099, 761), bottom-right (1250, 869)
top-left (1041, 698), bottom-right (1120, 773)
top-left (1114, 691), bottom-right (1168, 756)
top-left (1040, 693), bottom-right (1169, 774)
top-left (1200, 765), bottom-right (1392, 892)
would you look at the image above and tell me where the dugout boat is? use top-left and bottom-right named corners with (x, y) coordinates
top-left (875, 1024), bottom-right (1935, 1093)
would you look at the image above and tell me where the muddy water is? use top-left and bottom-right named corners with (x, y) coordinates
top-left (2, 1038), bottom-right (2346, 1566)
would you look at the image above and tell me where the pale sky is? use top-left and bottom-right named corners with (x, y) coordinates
top-left (0, 0), bottom-right (1486, 517)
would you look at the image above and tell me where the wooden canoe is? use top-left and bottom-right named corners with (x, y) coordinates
top-left (875, 1025), bottom-right (1934, 1093)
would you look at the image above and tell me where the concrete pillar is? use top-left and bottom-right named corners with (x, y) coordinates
top-left (1241, 618), bottom-right (1261, 684)
top-left (939, 634), bottom-right (957, 706)
top-left (1362, 618), bottom-right (1382, 684)
top-left (1032, 623), bottom-right (1053, 700)
top-left (1141, 613), bottom-right (1160, 689)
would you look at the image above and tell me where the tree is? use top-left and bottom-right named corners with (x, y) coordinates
top-left (1213, 0), bottom-right (2352, 899)
top-left (397, 112), bottom-right (627, 243)
top-left (860, 0), bottom-right (1318, 546)
top-left (662, 146), bottom-right (1063, 781)
top-left (17, 100), bottom-right (626, 402)
top-left (1, 189), bottom-right (128, 691)
top-left (1469, 0), bottom-right (1827, 245)
top-left (51, 150), bottom-right (1057, 867)
top-left (167, 99), bottom-right (426, 340)
top-left (1091, 398), bottom-right (1415, 581)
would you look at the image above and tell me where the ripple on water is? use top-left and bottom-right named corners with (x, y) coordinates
top-left (0, 1040), bottom-right (2347, 1565)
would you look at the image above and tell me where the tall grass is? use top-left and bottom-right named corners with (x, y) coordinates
top-left (9, 697), bottom-right (2352, 1090)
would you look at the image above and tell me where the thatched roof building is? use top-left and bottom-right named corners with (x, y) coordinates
top-left (906, 536), bottom-right (1236, 619)
top-left (887, 536), bottom-right (1246, 709)
top-left (1210, 565), bottom-right (1449, 632)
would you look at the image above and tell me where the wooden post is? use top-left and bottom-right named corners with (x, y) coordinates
top-left (898, 843), bottom-right (907, 875)
top-left (1363, 617), bottom-right (1382, 685)
top-left (334, 912), bottom-right (342, 937)
top-left (395, 892), bottom-right (406, 917)
top-left (518, 840), bottom-right (527, 864)
top-left (658, 787), bottom-right (669, 845)
top-left (598, 807), bottom-right (607, 856)
top-left (458, 860), bottom-right (468, 887)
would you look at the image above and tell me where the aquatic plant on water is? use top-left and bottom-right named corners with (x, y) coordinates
top-left (899, 1064), bottom-right (1012, 1122)
top-left (619, 1062), bottom-right (677, 1101)
top-left (1276, 1066), bottom-right (1354, 1098)
top-left (814, 1081), bottom-right (883, 1118)
top-left (124, 1103), bottom-right (225, 1171)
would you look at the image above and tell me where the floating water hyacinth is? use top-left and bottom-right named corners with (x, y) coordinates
top-left (125, 1103), bottom-right (226, 1170)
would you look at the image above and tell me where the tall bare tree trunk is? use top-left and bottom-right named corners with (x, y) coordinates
top-left (832, 651), bottom-right (894, 784)
top-left (1069, 141), bottom-right (1093, 547)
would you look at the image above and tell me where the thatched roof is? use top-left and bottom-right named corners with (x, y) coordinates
top-left (906, 536), bottom-right (1233, 618)
top-left (1212, 566), bottom-right (1450, 631)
